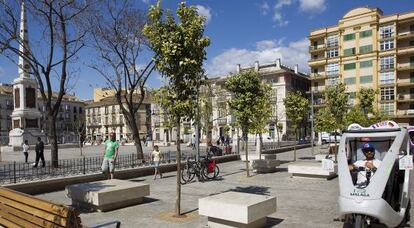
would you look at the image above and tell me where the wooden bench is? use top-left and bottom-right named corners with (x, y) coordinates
top-left (0, 187), bottom-right (121, 228)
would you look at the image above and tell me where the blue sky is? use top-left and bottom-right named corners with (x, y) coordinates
top-left (0, 0), bottom-right (413, 100)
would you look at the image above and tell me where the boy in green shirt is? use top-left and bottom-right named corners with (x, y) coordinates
top-left (101, 132), bottom-right (119, 179)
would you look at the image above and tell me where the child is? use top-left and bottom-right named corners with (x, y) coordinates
top-left (151, 145), bottom-right (163, 179)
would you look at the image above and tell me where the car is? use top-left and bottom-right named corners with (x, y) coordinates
top-left (321, 132), bottom-right (341, 144)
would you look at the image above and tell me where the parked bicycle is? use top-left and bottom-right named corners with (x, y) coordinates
top-left (181, 156), bottom-right (219, 184)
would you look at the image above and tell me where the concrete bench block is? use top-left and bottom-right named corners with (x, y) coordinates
top-left (66, 179), bottom-right (149, 212)
top-left (199, 191), bottom-right (276, 228)
top-left (262, 154), bottom-right (277, 160)
top-left (315, 154), bottom-right (336, 162)
top-left (251, 159), bottom-right (280, 173)
top-left (288, 161), bottom-right (337, 179)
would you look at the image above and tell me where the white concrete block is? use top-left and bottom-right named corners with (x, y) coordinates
top-left (315, 154), bottom-right (336, 162)
top-left (251, 159), bottom-right (280, 173)
top-left (199, 191), bottom-right (276, 227)
top-left (66, 179), bottom-right (149, 212)
top-left (263, 154), bottom-right (277, 160)
top-left (288, 161), bottom-right (337, 179)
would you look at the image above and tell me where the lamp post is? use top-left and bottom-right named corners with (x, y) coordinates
top-left (306, 89), bottom-right (315, 155)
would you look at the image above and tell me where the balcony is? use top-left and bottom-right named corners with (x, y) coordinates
top-left (217, 118), bottom-right (227, 126)
top-left (310, 73), bottom-right (327, 80)
top-left (308, 57), bottom-right (326, 66)
top-left (397, 31), bottom-right (414, 40)
top-left (397, 80), bottom-right (414, 87)
top-left (395, 109), bottom-right (414, 118)
top-left (326, 43), bottom-right (339, 49)
top-left (397, 94), bottom-right (414, 103)
top-left (309, 45), bottom-right (326, 52)
top-left (397, 63), bottom-right (414, 71)
top-left (397, 46), bottom-right (414, 55)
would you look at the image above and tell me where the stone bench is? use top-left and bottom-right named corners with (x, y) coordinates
top-left (199, 191), bottom-right (277, 228)
top-left (288, 161), bottom-right (337, 179)
top-left (251, 154), bottom-right (280, 173)
top-left (66, 179), bottom-right (149, 212)
top-left (315, 153), bottom-right (337, 162)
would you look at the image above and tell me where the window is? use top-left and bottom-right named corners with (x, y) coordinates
top-left (359, 45), bottom-right (372, 54)
top-left (380, 56), bottom-right (394, 70)
top-left (343, 33), bottom-right (355, 41)
top-left (344, 48), bottom-right (356, 56)
top-left (410, 72), bottom-right (414, 83)
top-left (360, 75), bottom-right (373, 84)
top-left (381, 87), bottom-right (395, 100)
top-left (326, 62), bottom-right (339, 76)
top-left (344, 63), bottom-right (356, 71)
top-left (327, 35), bottom-right (338, 47)
top-left (380, 103), bottom-right (394, 115)
top-left (411, 56), bottom-right (414, 65)
top-left (380, 71), bottom-right (394, 85)
top-left (327, 49), bottom-right (338, 58)
top-left (380, 25), bottom-right (394, 39)
top-left (313, 41), bottom-right (318, 48)
top-left (326, 78), bottom-right (339, 86)
top-left (347, 92), bottom-right (356, 99)
top-left (410, 24), bottom-right (414, 32)
top-left (360, 60), bottom-right (372, 68)
top-left (359, 30), bottom-right (372, 38)
top-left (344, 77), bottom-right (356, 85)
top-left (380, 40), bottom-right (394, 50)
top-left (14, 88), bottom-right (20, 108)
top-left (410, 40), bottom-right (414, 46)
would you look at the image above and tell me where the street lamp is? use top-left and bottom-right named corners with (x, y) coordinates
top-left (306, 89), bottom-right (315, 155)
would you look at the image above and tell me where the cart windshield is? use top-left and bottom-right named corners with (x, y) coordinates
top-left (346, 136), bottom-right (395, 188)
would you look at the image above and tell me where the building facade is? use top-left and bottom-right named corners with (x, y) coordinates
top-left (309, 7), bottom-right (414, 125)
top-left (207, 59), bottom-right (310, 142)
top-left (0, 84), bottom-right (85, 145)
top-left (85, 91), bottom-right (151, 143)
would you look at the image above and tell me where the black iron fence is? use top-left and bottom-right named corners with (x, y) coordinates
top-left (0, 149), bottom-right (238, 185)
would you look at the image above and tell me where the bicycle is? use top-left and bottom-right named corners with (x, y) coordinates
top-left (181, 156), bottom-right (220, 184)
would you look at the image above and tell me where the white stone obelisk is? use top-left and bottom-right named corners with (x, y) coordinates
top-left (9, 0), bottom-right (45, 146)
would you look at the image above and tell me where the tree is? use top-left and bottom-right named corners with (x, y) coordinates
top-left (88, 0), bottom-right (154, 159)
top-left (0, 0), bottom-right (91, 167)
top-left (315, 108), bottom-right (336, 135)
top-left (249, 83), bottom-right (272, 160)
top-left (283, 91), bottom-right (309, 161)
top-left (276, 122), bottom-right (283, 146)
top-left (357, 88), bottom-right (377, 116)
top-left (225, 69), bottom-right (268, 177)
top-left (344, 107), bottom-right (369, 127)
top-left (144, 1), bottom-right (210, 216)
top-left (199, 83), bottom-right (213, 141)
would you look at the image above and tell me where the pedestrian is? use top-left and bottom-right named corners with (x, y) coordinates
top-left (33, 137), bottom-right (45, 168)
top-left (142, 135), bottom-right (146, 146)
top-left (192, 135), bottom-right (196, 150)
top-left (151, 145), bottom-right (163, 179)
top-left (22, 140), bottom-right (29, 163)
top-left (101, 132), bottom-right (119, 179)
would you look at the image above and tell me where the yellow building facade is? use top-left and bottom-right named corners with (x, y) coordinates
top-left (309, 7), bottom-right (414, 125)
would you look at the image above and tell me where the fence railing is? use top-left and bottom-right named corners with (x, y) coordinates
top-left (0, 149), bottom-right (238, 185)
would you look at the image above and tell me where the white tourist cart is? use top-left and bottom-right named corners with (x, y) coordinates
top-left (337, 121), bottom-right (412, 227)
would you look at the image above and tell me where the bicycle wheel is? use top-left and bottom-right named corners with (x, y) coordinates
top-left (203, 165), bottom-right (220, 180)
top-left (181, 163), bottom-right (194, 184)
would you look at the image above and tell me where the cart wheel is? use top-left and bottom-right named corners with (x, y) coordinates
top-left (353, 215), bottom-right (368, 228)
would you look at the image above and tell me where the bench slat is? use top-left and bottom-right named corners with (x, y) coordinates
top-left (0, 195), bottom-right (67, 227)
top-left (0, 216), bottom-right (22, 228)
top-left (0, 203), bottom-right (64, 228)
top-left (0, 208), bottom-right (40, 228)
top-left (0, 188), bottom-right (69, 217)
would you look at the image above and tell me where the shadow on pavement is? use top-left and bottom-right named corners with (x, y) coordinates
top-left (226, 185), bottom-right (271, 195)
top-left (266, 217), bottom-right (284, 227)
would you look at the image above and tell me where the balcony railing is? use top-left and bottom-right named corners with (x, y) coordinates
top-left (309, 45), bottom-right (326, 52)
top-left (397, 31), bottom-right (414, 40)
top-left (217, 118), bottom-right (227, 126)
top-left (397, 64), bottom-right (414, 71)
top-left (310, 73), bottom-right (327, 80)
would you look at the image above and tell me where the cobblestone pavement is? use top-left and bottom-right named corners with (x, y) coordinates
top-left (35, 146), bottom-right (414, 228)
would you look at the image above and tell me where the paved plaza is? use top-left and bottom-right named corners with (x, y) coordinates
top-left (34, 146), bottom-right (414, 228)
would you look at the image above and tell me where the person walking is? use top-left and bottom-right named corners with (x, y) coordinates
top-left (33, 137), bottom-right (45, 168)
top-left (151, 145), bottom-right (163, 179)
top-left (101, 132), bottom-right (119, 179)
top-left (22, 140), bottom-right (29, 163)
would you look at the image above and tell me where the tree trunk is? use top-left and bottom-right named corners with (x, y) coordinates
top-left (129, 117), bottom-right (144, 159)
top-left (277, 129), bottom-right (280, 148)
top-left (175, 119), bottom-right (182, 216)
top-left (48, 116), bottom-right (58, 168)
top-left (294, 129), bottom-right (297, 161)
top-left (78, 134), bottom-right (83, 156)
top-left (259, 133), bottom-right (263, 160)
top-left (244, 131), bottom-right (250, 177)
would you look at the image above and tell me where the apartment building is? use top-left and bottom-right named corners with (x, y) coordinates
top-left (85, 90), bottom-right (151, 142)
top-left (309, 7), bottom-right (414, 125)
top-left (208, 59), bottom-right (310, 142)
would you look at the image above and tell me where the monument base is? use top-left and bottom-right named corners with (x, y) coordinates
top-left (9, 128), bottom-right (46, 147)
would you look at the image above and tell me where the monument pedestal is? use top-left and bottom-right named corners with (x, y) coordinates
top-left (9, 128), bottom-right (46, 147)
